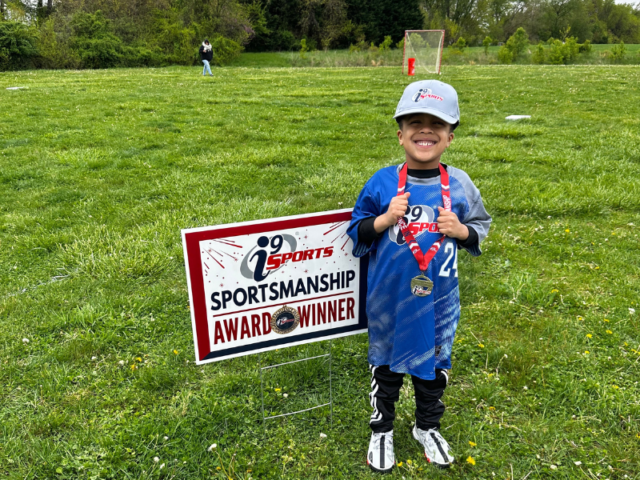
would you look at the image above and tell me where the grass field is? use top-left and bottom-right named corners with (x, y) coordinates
top-left (231, 45), bottom-right (640, 68)
top-left (2, 64), bottom-right (640, 479)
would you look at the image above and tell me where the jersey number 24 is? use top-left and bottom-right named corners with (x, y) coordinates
top-left (439, 242), bottom-right (458, 278)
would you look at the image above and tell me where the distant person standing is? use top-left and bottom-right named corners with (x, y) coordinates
top-left (199, 39), bottom-right (213, 76)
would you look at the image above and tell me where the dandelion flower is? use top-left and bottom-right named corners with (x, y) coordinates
top-left (208, 444), bottom-right (217, 451)
top-left (136, 357), bottom-right (142, 362)
top-left (577, 316), bottom-right (583, 321)
top-left (565, 229), bottom-right (570, 233)
top-left (606, 330), bottom-right (613, 334)
top-left (397, 462), bottom-right (403, 467)
top-left (489, 406), bottom-right (496, 411)
top-left (275, 388), bottom-right (281, 392)
top-left (469, 441), bottom-right (477, 447)
top-left (130, 365), bottom-right (137, 371)
top-left (407, 459), bottom-right (412, 465)
top-left (612, 385), bottom-right (619, 389)
top-left (604, 319), bottom-right (610, 322)
top-left (586, 334), bottom-right (592, 338)
top-left (478, 343), bottom-right (485, 348)
top-left (584, 351), bottom-right (589, 354)
top-left (466, 456), bottom-right (476, 465)
top-left (216, 466), bottom-right (221, 471)
top-left (173, 350), bottom-right (179, 355)
top-left (551, 289), bottom-right (559, 293)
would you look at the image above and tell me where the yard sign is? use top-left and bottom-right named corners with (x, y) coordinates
top-left (182, 209), bottom-right (368, 364)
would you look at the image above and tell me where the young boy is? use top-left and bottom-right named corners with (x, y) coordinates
top-left (347, 80), bottom-right (491, 473)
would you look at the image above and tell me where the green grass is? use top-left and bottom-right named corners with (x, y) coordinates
top-left (231, 45), bottom-right (640, 68)
top-left (2, 64), bottom-right (640, 479)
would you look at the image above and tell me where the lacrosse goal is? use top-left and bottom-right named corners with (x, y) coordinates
top-left (402, 30), bottom-right (445, 75)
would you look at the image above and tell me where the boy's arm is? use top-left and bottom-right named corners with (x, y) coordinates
top-left (356, 192), bottom-right (410, 245)
top-left (454, 173), bottom-right (492, 257)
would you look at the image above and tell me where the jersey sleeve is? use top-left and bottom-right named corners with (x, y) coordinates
top-left (450, 168), bottom-right (492, 257)
top-left (348, 182), bottom-right (383, 258)
top-left (460, 180), bottom-right (491, 257)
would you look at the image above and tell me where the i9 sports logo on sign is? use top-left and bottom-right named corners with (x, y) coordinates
top-left (182, 209), bottom-right (368, 364)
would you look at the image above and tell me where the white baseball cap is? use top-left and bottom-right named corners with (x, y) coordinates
top-left (394, 80), bottom-right (460, 127)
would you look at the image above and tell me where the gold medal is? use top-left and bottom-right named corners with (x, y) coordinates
top-left (410, 273), bottom-right (433, 297)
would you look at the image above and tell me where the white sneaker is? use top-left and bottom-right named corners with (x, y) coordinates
top-left (367, 430), bottom-right (395, 473)
top-left (412, 425), bottom-right (454, 468)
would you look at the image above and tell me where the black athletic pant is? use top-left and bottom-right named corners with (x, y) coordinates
top-left (369, 365), bottom-right (448, 433)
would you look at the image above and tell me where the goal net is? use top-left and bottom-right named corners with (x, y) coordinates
top-left (403, 30), bottom-right (445, 75)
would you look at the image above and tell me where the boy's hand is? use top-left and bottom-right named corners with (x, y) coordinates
top-left (437, 207), bottom-right (468, 240)
top-left (374, 193), bottom-right (411, 233)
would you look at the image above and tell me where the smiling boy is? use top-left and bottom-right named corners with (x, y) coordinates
top-left (347, 80), bottom-right (491, 473)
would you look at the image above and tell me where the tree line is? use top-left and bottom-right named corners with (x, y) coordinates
top-left (1, 0), bottom-right (638, 70)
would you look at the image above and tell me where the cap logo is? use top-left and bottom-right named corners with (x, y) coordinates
top-left (412, 88), bottom-right (444, 103)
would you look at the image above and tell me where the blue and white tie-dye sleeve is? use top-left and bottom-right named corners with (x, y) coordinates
top-left (348, 182), bottom-right (382, 258)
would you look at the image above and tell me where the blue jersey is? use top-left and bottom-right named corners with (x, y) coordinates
top-left (348, 164), bottom-right (491, 380)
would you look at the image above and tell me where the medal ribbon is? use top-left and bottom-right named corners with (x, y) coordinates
top-left (396, 162), bottom-right (451, 273)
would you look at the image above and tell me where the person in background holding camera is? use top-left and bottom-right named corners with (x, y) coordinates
top-left (199, 39), bottom-right (213, 77)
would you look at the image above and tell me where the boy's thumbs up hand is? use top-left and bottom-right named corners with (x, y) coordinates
top-left (437, 207), bottom-right (469, 240)
top-left (374, 193), bottom-right (410, 233)
top-left (387, 192), bottom-right (411, 221)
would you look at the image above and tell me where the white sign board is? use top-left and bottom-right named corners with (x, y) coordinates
top-left (182, 209), bottom-right (368, 364)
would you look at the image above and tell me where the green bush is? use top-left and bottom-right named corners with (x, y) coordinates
top-left (378, 35), bottom-right (392, 52)
top-left (498, 45), bottom-right (513, 64)
top-left (300, 38), bottom-right (308, 58)
top-left (532, 42), bottom-right (545, 64)
top-left (609, 41), bottom-right (626, 62)
top-left (506, 27), bottom-right (529, 59)
top-left (121, 46), bottom-right (165, 68)
top-left (0, 21), bottom-right (39, 70)
top-left (37, 18), bottom-right (81, 69)
top-left (211, 36), bottom-right (243, 66)
top-left (547, 39), bottom-right (566, 64)
top-left (454, 36), bottom-right (466, 52)
top-left (564, 37), bottom-right (579, 62)
top-left (482, 36), bottom-right (492, 55)
top-left (545, 37), bottom-right (580, 65)
top-left (73, 36), bottom-right (123, 69)
top-left (498, 27), bottom-right (529, 64)
top-left (579, 40), bottom-right (592, 54)
top-left (69, 11), bottom-right (123, 68)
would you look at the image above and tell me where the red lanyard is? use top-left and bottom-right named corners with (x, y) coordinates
top-left (396, 163), bottom-right (451, 273)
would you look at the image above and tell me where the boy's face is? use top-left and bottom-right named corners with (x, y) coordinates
top-left (397, 113), bottom-right (454, 168)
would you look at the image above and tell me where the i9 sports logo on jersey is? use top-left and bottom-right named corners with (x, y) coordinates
top-left (389, 205), bottom-right (439, 245)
